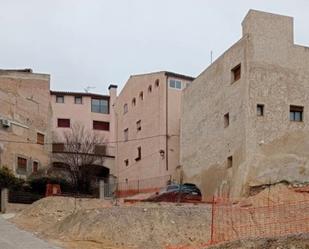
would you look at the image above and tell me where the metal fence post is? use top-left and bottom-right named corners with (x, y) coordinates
top-left (210, 195), bottom-right (215, 244)
top-left (137, 180), bottom-right (140, 193)
top-left (99, 180), bottom-right (105, 199)
top-left (1, 188), bottom-right (8, 213)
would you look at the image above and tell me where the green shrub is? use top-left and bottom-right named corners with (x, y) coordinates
top-left (28, 176), bottom-right (74, 195)
top-left (0, 167), bottom-right (24, 190)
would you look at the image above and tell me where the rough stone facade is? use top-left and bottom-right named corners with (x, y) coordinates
top-left (180, 10), bottom-right (309, 200)
top-left (0, 69), bottom-right (51, 177)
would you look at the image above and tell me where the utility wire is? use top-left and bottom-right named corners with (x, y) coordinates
top-left (0, 134), bottom-right (180, 146)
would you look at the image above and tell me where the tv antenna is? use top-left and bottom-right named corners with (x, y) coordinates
top-left (84, 86), bottom-right (96, 93)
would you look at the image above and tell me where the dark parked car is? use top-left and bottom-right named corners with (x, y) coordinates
top-left (147, 183), bottom-right (202, 202)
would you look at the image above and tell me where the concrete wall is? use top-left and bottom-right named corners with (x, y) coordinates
top-left (115, 72), bottom-right (193, 185)
top-left (50, 87), bottom-right (117, 174)
top-left (115, 72), bottom-right (168, 183)
top-left (0, 70), bottom-right (51, 176)
top-left (181, 10), bottom-right (309, 200)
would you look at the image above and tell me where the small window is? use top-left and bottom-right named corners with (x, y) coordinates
top-left (231, 64), bottom-right (241, 83)
top-left (91, 98), bottom-right (109, 114)
top-left (135, 146), bottom-right (141, 161)
top-left (169, 79), bottom-right (182, 89)
top-left (32, 161), bottom-right (39, 173)
top-left (148, 85), bottom-right (152, 93)
top-left (57, 118), bottom-right (70, 128)
top-left (155, 79), bottom-right (160, 87)
top-left (52, 143), bottom-right (65, 153)
top-left (132, 98), bottom-right (136, 106)
top-left (124, 103), bottom-right (128, 114)
top-left (139, 91), bottom-right (144, 100)
top-left (124, 159), bottom-right (129, 167)
top-left (93, 121), bottom-right (110, 131)
top-left (290, 105), bottom-right (303, 122)
top-left (37, 133), bottom-right (45, 145)
top-left (227, 156), bottom-right (233, 168)
top-left (124, 128), bottom-right (129, 142)
top-left (224, 113), bottom-right (230, 128)
top-left (56, 95), bottom-right (64, 103)
top-left (75, 96), bottom-right (82, 104)
top-left (257, 104), bottom-right (264, 116)
top-left (94, 145), bottom-right (106, 155)
top-left (136, 120), bottom-right (141, 131)
top-left (17, 157), bottom-right (27, 173)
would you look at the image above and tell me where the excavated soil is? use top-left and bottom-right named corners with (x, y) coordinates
top-left (208, 234), bottom-right (309, 249)
top-left (12, 197), bottom-right (211, 249)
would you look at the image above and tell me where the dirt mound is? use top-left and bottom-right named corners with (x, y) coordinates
top-left (46, 204), bottom-right (211, 249)
top-left (12, 196), bottom-right (112, 232)
top-left (239, 183), bottom-right (309, 207)
top-left (208, 233), bottom-right (309, 249)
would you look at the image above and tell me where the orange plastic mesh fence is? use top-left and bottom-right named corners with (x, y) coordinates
top-left (212, 197), bottom-right (309, 244)
top-left (116, 175), bottom-right (171, 198)
top-left (165, 186), bottom-right (309, 249)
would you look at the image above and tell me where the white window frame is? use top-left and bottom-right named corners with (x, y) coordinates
top-left (169, 79), bottom-right (182, 90)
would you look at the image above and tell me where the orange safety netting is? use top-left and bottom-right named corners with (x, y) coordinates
top-left (166, 185), bottom-right (309, 249)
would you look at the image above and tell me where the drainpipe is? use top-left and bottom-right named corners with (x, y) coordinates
top-left (165, 76), bottom-right (169, 171)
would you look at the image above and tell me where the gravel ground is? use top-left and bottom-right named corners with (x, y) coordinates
top-left (207, 234), bottom-right (309, 249)
top-left (12, 197), bottom-right (212, 249)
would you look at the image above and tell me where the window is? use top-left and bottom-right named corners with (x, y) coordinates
top-left (290, 105), bottom-right (303, 122)
top-left (93, 121), bottom-right (110, 131)
top-left (37, 133), bottom-right (45, 145)
top-left (17, 157), bottom-right (27, 173)
top-left (169, 79), bottom-right (182, 89)
top-left (148, 85), bottom-right (152, 93)
top-left (52, 143), bottom-right (65, 153)
top-left (94, 145), bottom-right (106, 155)
top-left (139, 91), bottom-right (144, 100)
top-left (155, 79), bottom-right (160, 87)
top-left (257, 104), bottom-right (264, 116)
top-left (135, 146), bottom-right (141, 161)
top-left (75, 96), bottom-right (82, 104)
top-left (123, 103), bottom-right (128, 114)
top-left (136, 120), bottom-right (141, 131)
top-left (124, 128), bottom-right (129, 142)
top-left (124, 159), bottom-right (129, 167)
top-left (132, 98), bottom-right (136, 106)
top-left (32, 161), bottom-right (39, 173)
top-left (231, 64), bottom-right (241, 83)
top-left (56, 95), bottom-right (64, 103)
top-left (91, 98), bottom-right (109, 114)
top-left (227, 156), bottom-right (233, 168)
top-left (57, 118), bottom-right (70, 128)
top-left (224, 113), bottom-right (230, 128)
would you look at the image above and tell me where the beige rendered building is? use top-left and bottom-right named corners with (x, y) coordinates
top-left (0, 69), bottom-right (52, 177)
top-left (115, 71), bottom-right (194, 187)
top-left (181, 10), bottom-right (309, 200)
top-left (50, 85), bottom-right (118, 177)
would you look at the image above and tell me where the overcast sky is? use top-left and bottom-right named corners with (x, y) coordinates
top-left (0, 0), bottom-right (308, 94)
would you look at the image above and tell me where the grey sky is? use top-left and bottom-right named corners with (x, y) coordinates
top-left (0, 0), bottom-right (308, 94)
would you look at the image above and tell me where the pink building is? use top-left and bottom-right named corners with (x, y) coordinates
top-left (50, 85), bottom-right (117, 178)
top-left (115, 71), bottom-right (194, 188)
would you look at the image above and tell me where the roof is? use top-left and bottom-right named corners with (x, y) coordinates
top-left (164, 71), bottom-right (195, 81)
top-left (50, 90), bottom-right (109, 99)
top-left (130, 71), bottom-right (195, 81)
top-left (0, 68), bottom-right (33, 73)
